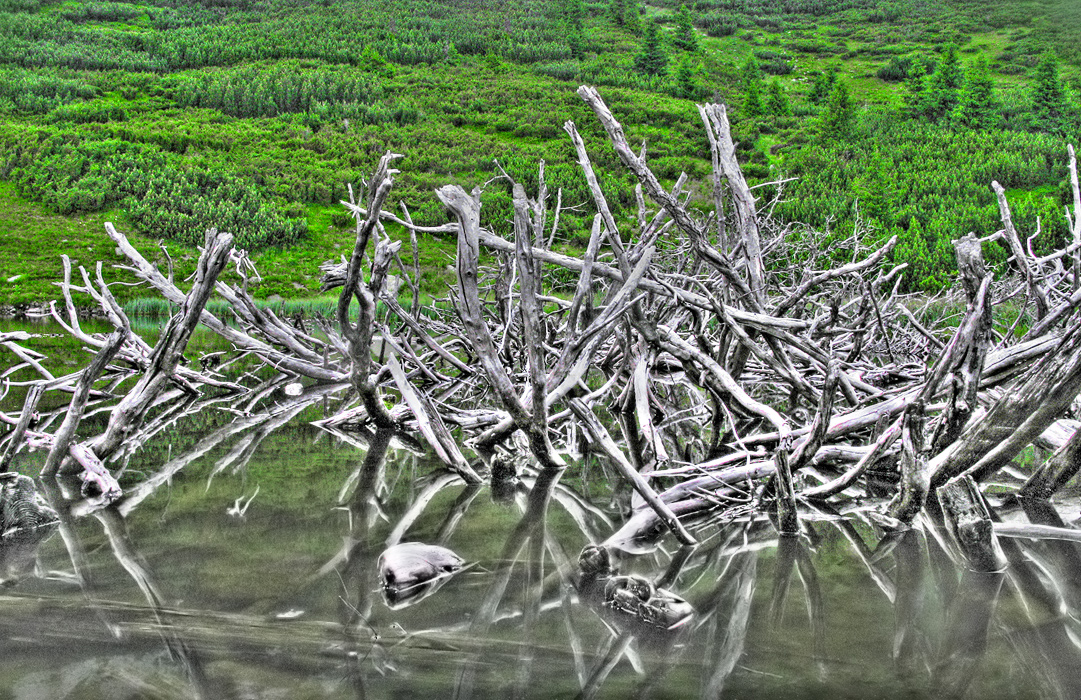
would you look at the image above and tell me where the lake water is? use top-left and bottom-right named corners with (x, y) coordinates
top-left (2, 319), bottom-right (1080, 699)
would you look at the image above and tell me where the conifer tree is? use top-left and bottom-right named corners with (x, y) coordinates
top-left (623, 0), bottom-right (642, 35)
top-left (904, 60), bottom-right (929, 117)
top-left (937, 45), bottom-right (962, 91)
top-left (820, 78), bottom-right (855, 139)
top-left (634, 20), bottom-right (668, 76)
top-left (923, 47), bottom-right (960, 121)
top-left (1031, 52), bottom-right (1069, 134)
top-left (766, 78), bottom-right (790, 117)
top-left (675, 56), bottom-right (697, 98)
top-left (809, 66), bottom-right (837, 106)
top-left (672, 5), bottom-right (697, 52)
top-left (741, 56), bottom-right (764, 117)
top-left (955, 55), bottom-right (1000, 129)
top-left (608, 0), bottom-right (625, 26)
top-left (568, 28), bottom-right (584, 59)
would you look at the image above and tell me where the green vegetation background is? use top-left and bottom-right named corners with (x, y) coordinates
top-left (0, 0), bottom-right (1079, 306)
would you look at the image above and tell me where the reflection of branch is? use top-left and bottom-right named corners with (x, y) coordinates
top-left (0, 384), bottom-right (42, 471)
top-left (38, 480), bottom-right (121, 638)
top-left (931, 569), bottom-right (1004, 700)
top-left (69, 384), bottom-right (345, 518)
top-left (95, 507), bottom-right (213, 698)
top-left (890, 529), bottom-right (927, 673)
top-left (454, 468), bottom-right (563, 700)
top-left (702, 551), bottom-right (757, 700)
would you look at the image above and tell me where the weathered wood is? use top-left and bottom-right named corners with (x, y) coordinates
top-left (570, 399), bottom-right (696, 546)
top-left (91, 228), bottom-right (234, 459)
top-left (937, 475), bottom-right (1007, 572)
top-left (886, 401), bottom-right (928, 526)
top-left (0, 384), bottom-right (42, 471)
top-left (39, 327), bottom-right (127, 481)
top-left (993, 180), bottom-right (1049, 319)
top-left (698, 103), bottom-right (766, 306)
top-left (386, 354), bottom-right (481, 484)
top-left (1019, 425), bottom-right (1081, 500)
top-left (772, 441), bottom-right (799, 536)
top-left (931, 322), bottom-right (1081, 487)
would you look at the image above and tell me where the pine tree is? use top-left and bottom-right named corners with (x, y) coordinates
top-left (1031, 52), bottom-right (1069, 134)
top-left (766, 78), bottom-right (790, 117)
top-left (922, 47), bottom-right (960, 121)
top-left (820, 78), bottom-right (855, 139)
top-left (623, 0), bottom-right (641, 35)
top-left (904, 60), bottom-right (929, 118)
top-left (675, 57), bottom-right (697, 98)
top-left (608, 0), bottom-right (625, 26)
top-left (568, 28), bottom-right (584, 59)
top-left (634, 20), bottom-right (668, 76)
top-left (741, 56), bottom-right (764, 117)
top-left (955, 55), bottom-right (1000, 129)
top-left (937, 45), bottom-right (962, 91)
top-left (809, 66), bottom-right (837, 106)
top-left (672, 5), bottom-right (697, 52)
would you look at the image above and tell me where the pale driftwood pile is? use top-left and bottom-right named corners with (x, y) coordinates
top-left (5, 86), bottom-right (1081, 558)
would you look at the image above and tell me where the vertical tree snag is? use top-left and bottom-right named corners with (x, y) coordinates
top-left (699, 103), bottom-right (766, 307)
top-left (887, 401), bottom-right (928, 525)
top-left (338, 152), bottom-right (402, 429)
top-left (992, 181), bottom-right (1049, 320)
top-left (773, 442), bottom-right (799, 536)
top-left (937, 475), bottom-right (1007, 572)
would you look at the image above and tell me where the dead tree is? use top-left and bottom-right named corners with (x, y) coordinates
top-left (6, 85), bottom-right (1081, 554)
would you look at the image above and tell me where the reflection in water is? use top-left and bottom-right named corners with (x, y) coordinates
top-left (4, 385), bottom-right (1081, 697)
top-left (0, 472), bottom-right (57, 586)
top-left (933, 568), bottom-right (1004, 700)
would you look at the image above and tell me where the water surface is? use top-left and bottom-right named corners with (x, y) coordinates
top-left (2, 320), bottom-right (1080, 699)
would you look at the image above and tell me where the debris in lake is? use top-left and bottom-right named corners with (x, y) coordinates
top-left (602, 575), bottom-right (694, 634)
top-left (378, 542), bottom-right (464, 609)
top-left (0, 472), bottom-right (58, 587)
top-left (0, 472), bottom-right (57, 537)
top-left (576, 544), bottom-right (694, 638)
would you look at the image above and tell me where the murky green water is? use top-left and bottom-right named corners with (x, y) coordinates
top-left (3, 320), bottom-right (1081, 699)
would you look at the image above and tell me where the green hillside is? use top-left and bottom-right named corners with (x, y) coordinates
top-left (0, 0), bottom-right (1078, 305)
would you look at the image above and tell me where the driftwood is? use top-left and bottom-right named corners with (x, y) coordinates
top-left (5, 84), bottom-right (1081, 561)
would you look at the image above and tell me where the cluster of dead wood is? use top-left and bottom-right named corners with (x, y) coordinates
top-left (5, 86), bottom-right (1081, 557)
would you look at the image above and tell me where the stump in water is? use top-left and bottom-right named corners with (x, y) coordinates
top-left (937, 475), bottom-right (1007, 573)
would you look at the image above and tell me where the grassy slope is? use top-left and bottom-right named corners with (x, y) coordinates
top-left (1, 0), bottom-right (1079, 307)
